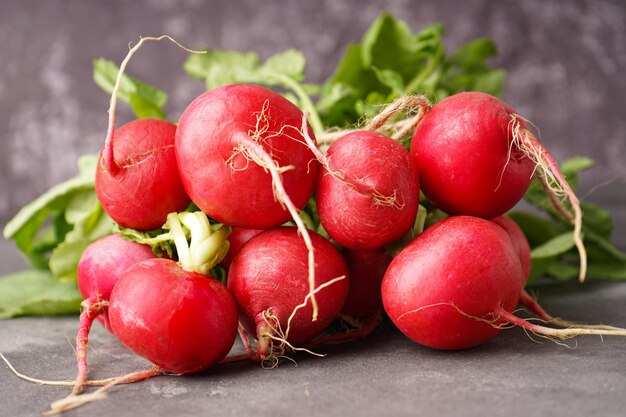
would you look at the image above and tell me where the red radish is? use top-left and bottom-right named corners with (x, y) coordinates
top-left (107, 212), bottom-right (237, 373)
top-left (383, 216), bottom-right (626, 350)
top-left (175, 84), bottom-right (318, 229)
top-left (382, 216), bottom-right (524, 350)
top-left (492, 215), bottom-right (622, 331)
top-left (227, 227), bottom-right (349, 362)
top-left (71, 234), bottom-right (156, 395)
top-left (96, 119), bottom-right (189, 230)
top-left (491, 215), bottom-right (531, 280)
top-left (77, 234), bottom-right (156, 331)
top-left (109, 258), bottom-right (238, 373)
top-left (219, 227), bottom-right (264, 273)
top-left (411, 92), bottom-right (586, 280)
top-left (72, 234), bottom-right (155, 395)
top-left (314, 131), bottom-right (420, 249)
top-left (340, 247), bottom-right (392, 318)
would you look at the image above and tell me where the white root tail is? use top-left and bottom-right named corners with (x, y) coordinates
top-left (509, 115), bottom-right (587, 282)
top-left (102, 35), bottom-right (204, 174)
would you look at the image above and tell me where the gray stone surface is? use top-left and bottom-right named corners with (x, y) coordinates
top-left (1, 0), bottom-right (625, 224)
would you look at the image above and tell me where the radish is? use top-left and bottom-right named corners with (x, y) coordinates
top-left (219, 227), bottom-right (264, 273)
top-left (95, 38), bottom-right (192, 230)
top-left (492, 215), bottom-right (621, 331)
top-left (72, 234), bottom-right (155, 395)
top-left (383, 216), bottom-right (626, 351)
top-left (227, 227), bottom-right (349, 363)
top-left (411, 92), bottom-right (586, 281)
top-left (175, 84), bottom-right (318, 229)
top-left (312, 131), bottom-right (420, 249)
top-left (108, 212), bottom-right (237, 374)
top-left (340, 247), bottom-right (391, 318)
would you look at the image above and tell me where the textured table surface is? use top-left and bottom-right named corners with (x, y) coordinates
top-left (2, 200), bottom-right (626, 417)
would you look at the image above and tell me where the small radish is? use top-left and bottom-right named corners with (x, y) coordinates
top-left (340, 247), bottom-right (392, 318)
top-left (108, 212), bottom-right (237, 374)
top-left (411, 92), bottom-right (586, 281)
top-left (176, 84), bottom-right (318, 229)
top-left (312, 131), bottom-right (420, 249)
top-left (77, 234), bottom-right (156, 332)
top-left (72, 234), bottom-right (155, 395)
top-left (227, 227), bottom-right (349, 363)
top-left (492, 215), bottom-right (621, 331)
top-left (219, 227), bottom-right (264, 273)
top-left (383, 216), bottom-right (626, 351)
top-left (96, 119), bottom-right (190, 230)
top-left (95, 38), bottom-right (192, 230)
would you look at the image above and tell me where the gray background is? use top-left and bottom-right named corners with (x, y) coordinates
top-left (1, 0), bottom-right (625, 225)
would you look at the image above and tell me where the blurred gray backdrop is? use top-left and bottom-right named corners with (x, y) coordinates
top-left (1, 0), bottom-right (625, 225)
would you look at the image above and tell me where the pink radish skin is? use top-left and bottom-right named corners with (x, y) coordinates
top-left (72, 234), bottom-right (155, 395)
top-left (228, 227), bottom-right (349, 359)
top-left (382, 216), bottom-right (524, 350)
top-left (411, 92), bottom-right (536, 219)
top-left (96, 119), bottom-right (190, 230)
top-left (317, 131), bottom-right (420, 249)
top-left (491, 215), bottom-right (531, 281)
top-left (219, 227), bottom-right (264, 273)
top-left (340, 248), bottom-right (392, 318)
top-left (77, 234), bottom-right (156, 331)
top-left (109, 258), bottom-right (238, 374)
top-left (175, 84), bottom-right (319, 229)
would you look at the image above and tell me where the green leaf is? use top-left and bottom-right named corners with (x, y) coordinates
top-left (263, 49), bottom-right (305, 81)
top-left (0, 270), bottom-right (82, 318)
top-left (93, 58), bottom-right (168, 120)
top-left (448, 38), bottom-right (498, 69)
top-left (531, 232), bottom-right (576, 259)
top-left (472, 69), bottom-right (505, 96)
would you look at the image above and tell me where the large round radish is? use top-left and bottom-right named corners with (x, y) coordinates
top-left (176, 84), bottom-right (318, 229)
top-left (227, 227), bottom-right (349, 360)
top-left (108, 258), bottom-right (238, 374)
top-left (340, 247), bottom-right (392, 318)
top-left (316, 131), bottom-right (420, 249)
top-left (382, 216), bottom-right (525, 350)
top-left (411, 92), bottom-right (535, 219)
top-left (96, 119), bottom-right (190, 230)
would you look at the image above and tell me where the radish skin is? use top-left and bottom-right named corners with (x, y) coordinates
top-left (382, 216), bottom-right (524, 350)
top-left (315, 131), bottom-right (420, 249)
top-left (227, 227), bottom-right (349, 362)
top-left (109, 258), bottom-right (238, 374)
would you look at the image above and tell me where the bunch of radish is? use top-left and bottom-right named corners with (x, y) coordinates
top-left (44, 37), bottom-right (626, 414)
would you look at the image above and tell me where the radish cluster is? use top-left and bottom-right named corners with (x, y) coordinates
top-left (57, 39), bottom-right (625, 415)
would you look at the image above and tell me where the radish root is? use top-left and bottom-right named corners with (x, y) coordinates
top-left (72, 299), bottom-right (108, 395)
top-left (509, 115), bottom-right (587, 282)
top-left (43, 366), bottom-right (164, 416)
top-left (317, 95), bottom-right (431, 147)
top-left (519, 289), bottom-right (622, 331)
top-left (495, 307), bottom-right (626, 339)
top-left (102, 35), bottom-right (204, 175)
